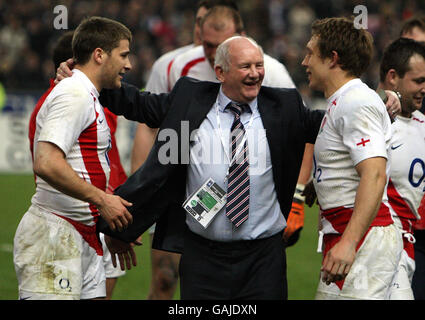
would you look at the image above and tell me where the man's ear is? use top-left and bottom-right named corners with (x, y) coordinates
top-left (385, 69), bottom-right (400, 90)
top-left (93, 48), bottom-right (105, 65)
top-left (215, 65), bottom-right (225, 83)
top-left (329, 50), bottom-right (340, 68)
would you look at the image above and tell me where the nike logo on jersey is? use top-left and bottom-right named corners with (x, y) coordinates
top-left (98, 118), bottom-right (104, 124)
top-left (391, 144), bottom-right (403, 150)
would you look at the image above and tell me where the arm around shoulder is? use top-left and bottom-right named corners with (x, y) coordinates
top-left (100, 82), bottom-right (171, 127)
top-left (293, 89), bottom-right (324, 143)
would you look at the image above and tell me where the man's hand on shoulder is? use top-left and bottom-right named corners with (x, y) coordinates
top-left (55, 58), bottom-right (75, 84)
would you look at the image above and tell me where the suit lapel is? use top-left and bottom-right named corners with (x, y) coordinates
top-left (258, 92), bottom-right (282, 156)
top-left (185, 82), bottom-right (220, 132)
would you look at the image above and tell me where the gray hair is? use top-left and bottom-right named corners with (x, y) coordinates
top-left (214, 36), bottom-right (264, 72)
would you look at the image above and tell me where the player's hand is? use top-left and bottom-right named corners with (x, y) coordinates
top-left (104, 235), bottom-right (139, 271)
top-left (97, 193), bottom-right (133, 232)
top-left (55, 58), bottom-right (75, 84)
top-left (384, 90), bottom-right (401, 121)
top-left (321, 239), bottom-right (356, 285)
top-left (134, 235), bottom-right (143, 245)
top-left (302, 180), bottom-right (317, 207)
top-left (283, 198), bottom-right (305, 246)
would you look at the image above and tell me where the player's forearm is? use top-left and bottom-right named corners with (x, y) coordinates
top-left (296, 143), bottom-right (314, 185)
top-left (341, 159), bottom-right (387, 247)
top-left (34, 143), bottom-right (107, 207)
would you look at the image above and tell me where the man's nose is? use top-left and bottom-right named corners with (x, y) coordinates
top-left (248, 65), bottom-right (259, 77)
top-left (125, 57), bottom-right (132, 71)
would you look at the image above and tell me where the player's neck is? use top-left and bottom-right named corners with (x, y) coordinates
top-left (323, 72), bottom-right (356, 99)
top-left (74, 64), bottom-right (102, 93)
top-left (401, 110), bottom-right (413, 118)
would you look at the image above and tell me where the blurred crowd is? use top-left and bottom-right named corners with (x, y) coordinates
top-left (0, 0), bottom-right (424, 107)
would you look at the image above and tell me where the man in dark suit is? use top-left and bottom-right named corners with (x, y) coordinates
top-left (98, 36), bottom-right (324, 299)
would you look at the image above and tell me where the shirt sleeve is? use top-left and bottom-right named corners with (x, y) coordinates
top-left (145, 59), bottom-right (168, 94)
top-left (37, 86), bottom-right (94, 155)
top-left (335, 95), bottom-right (388, 166)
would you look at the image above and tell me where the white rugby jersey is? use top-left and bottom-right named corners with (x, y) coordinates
top-left (168, 45), bottom-right (296, 90)
top-left (313, 79), bottom-right (392, 212)
top-left (31, 69), bottom-right (111, 226)
top-left (145, 44), bottom-right (194, 93)
top-left (387, 111), bottom-right (425, 222)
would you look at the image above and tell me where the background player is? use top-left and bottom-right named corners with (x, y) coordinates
top-left (378, 37), bottom-right (425, 299)
top-left (399, 15), bottom-right (425, 299)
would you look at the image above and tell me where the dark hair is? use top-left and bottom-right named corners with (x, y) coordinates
top-left (400, 16), bottom-right (425, 37)
top-left (197, 0), bottom-right (238, 11)
top-left (201, 5), bottom-right (244, 34)
top-left (72, 16), bottom-right (132, 65)
top-left (52, 31), bottom-right (74, 70)
top-left (311, 17), bottom-right (374, 78)
top-left (380, 37), bottom-right (425, 82)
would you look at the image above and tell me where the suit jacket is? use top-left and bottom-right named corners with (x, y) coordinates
top-left (97, 77), bottom-right (324, 253)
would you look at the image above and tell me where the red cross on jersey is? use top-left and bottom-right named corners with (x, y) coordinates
top-left (356, 138), bottom-right (371, 147)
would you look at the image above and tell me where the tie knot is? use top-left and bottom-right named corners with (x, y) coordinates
top-left (226, 102), bottom-right (250, 117)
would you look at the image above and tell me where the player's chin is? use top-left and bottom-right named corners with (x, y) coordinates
top-left (105, 79), bottom-right (122, 89)
top-left (307, 79), bottom-right (318, 91)
top-left (115, 80), bottom-right (122, 88)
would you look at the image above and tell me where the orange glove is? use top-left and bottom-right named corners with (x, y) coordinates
top-left (283, 184), bottom-right (305, 247)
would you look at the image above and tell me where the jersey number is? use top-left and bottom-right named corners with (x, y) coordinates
top-left (408, 158), bottom-right (425, 191)
top-left (313, 155), bottom-right (322, 183)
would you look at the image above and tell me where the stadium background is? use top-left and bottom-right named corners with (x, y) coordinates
top-left (0, 0), bottom-right (424, 300)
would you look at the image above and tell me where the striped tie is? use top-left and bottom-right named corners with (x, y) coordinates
top-left (225, 102), bottom-right (250, 227)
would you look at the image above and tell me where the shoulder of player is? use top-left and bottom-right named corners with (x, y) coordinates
top-left (262, 53), bottom-right (296, 89)
top-left (336, 84), bottom-right (386, 116)
top-left (152, 44), bottom-right (194, 70)
top-left (46, 77), bottom-right (94, 109)
top-left (411, 110), bottom-right (425, 126)
top-left (263, 53), bottom-right (285, 69)
top-left (171, 45), bottom-right (205, 68)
